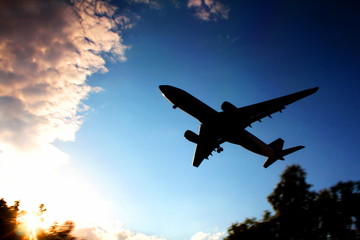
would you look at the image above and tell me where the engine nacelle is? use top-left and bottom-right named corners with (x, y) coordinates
top-left (221, 101), bottom-right (237, 112)
top-left (184, 130), bottom-right (199, 144)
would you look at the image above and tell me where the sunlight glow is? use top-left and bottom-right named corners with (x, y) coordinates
top-left (0, 146), bottom-right (112, 230)
top-left (22, 211), bottom-right (43, 240)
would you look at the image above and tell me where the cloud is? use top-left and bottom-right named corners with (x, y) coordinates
top-left (0, 0), bottom-right (130, 225)
top-left (190, 231), bottom-right (225, 240)
top-left (187, 0), bottom-right (229, 21)
top-left (74, 227), bottom-right (225, 240)
top-left (74, 227), bottom-right (167, 240)
top-left (0, 0), bottom-right (128, 150)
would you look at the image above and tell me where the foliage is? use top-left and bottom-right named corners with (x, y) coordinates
top-left (0, 199), bottom-right (21, 240)
top-left (225, 164), bottom-right (360, 240)
top-left (0, 199), bottom-right (77, 240)
top-left (37, 221), bottom-right (76, 240)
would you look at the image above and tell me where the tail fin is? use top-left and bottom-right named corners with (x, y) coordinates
top-left (263, 138), bottom-right (304, 168)
top-left (268, 138), bottom-right (284, 154)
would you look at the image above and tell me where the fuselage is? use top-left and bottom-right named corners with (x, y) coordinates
top-left (159, 85), bottom-right (276, 158)
top-left (159, 85), bottom-right (217, 123)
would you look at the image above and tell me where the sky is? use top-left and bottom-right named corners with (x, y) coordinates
top-left (0, 0), bottom-right (359, 239)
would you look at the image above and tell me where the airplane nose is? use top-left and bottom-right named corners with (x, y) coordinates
top-left (159, 85), bottom-right (170, 94)
top-left (159, 85), bottom-right (165, 92)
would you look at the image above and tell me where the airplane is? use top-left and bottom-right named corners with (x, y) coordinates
top-left (159, 85), bottom-right (319, 168)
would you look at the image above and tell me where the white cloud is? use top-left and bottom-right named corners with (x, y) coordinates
top-left (74, 227), bottom-right (168, 240)
top-left (190, 231), bottom-right (225, 240)
top-left (187, 0), bottom-right (202, 7)
top-left (0, 0), bottom-right (128, 150)
top-left (187, 0), bottom-right (229, 21)
top-left (74, 227), bottom-right (225, 240)
top-left (0, 0), bottom-right (131, 226)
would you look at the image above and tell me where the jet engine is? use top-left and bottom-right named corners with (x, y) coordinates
top-left (184, 130), bottom-right (199, 143)
top-left (221, 101), bottom-right (237, 112)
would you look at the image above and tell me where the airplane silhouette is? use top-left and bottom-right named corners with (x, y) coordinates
top-left (159, 85), bottom-right (319, 168)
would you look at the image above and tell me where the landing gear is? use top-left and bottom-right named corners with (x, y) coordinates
top-left (215, 146), bottom-right (223, 153)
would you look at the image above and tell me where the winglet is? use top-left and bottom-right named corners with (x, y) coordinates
top-left (310, 87), bottom-right (319, 94)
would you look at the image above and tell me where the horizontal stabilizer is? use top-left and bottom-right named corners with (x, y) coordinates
top-left (263, 157), bottom-right (278, 168)
top-left (282, 145), bottom-right (305, 156)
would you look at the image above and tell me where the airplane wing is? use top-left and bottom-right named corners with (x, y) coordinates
top-left (237, 87), bottom-right (319, 128)
top-left (192, 124), bottom-right (225, 167)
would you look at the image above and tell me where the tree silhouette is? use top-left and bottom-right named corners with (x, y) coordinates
top-left (0, 199), bottom-right (77, 240)
top-left (267, 165), bottom-right (315, 239)
top-left (37, 221), bottom-right (76, 240)
top-left (0, 199), bottom-right (21, 240)
top-left (225, 165), bottom-right (360, 240)
top-left (314, 181), bottom-right (360, 240)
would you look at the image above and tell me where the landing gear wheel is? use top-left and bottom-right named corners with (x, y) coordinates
top-left (216, 147), bottom-right (223, 153)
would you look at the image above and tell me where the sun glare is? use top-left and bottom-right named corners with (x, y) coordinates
top-left (19, 211), bottom-right (44, 240)
top-left (1, 146), bottom-right (112, 235)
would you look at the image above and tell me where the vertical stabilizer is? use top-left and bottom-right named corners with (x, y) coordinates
top-left (268, 138), bottom-right (284, 154)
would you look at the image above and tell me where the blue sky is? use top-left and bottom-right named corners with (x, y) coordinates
top-left (1, 0), bottom-right (360, 240)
